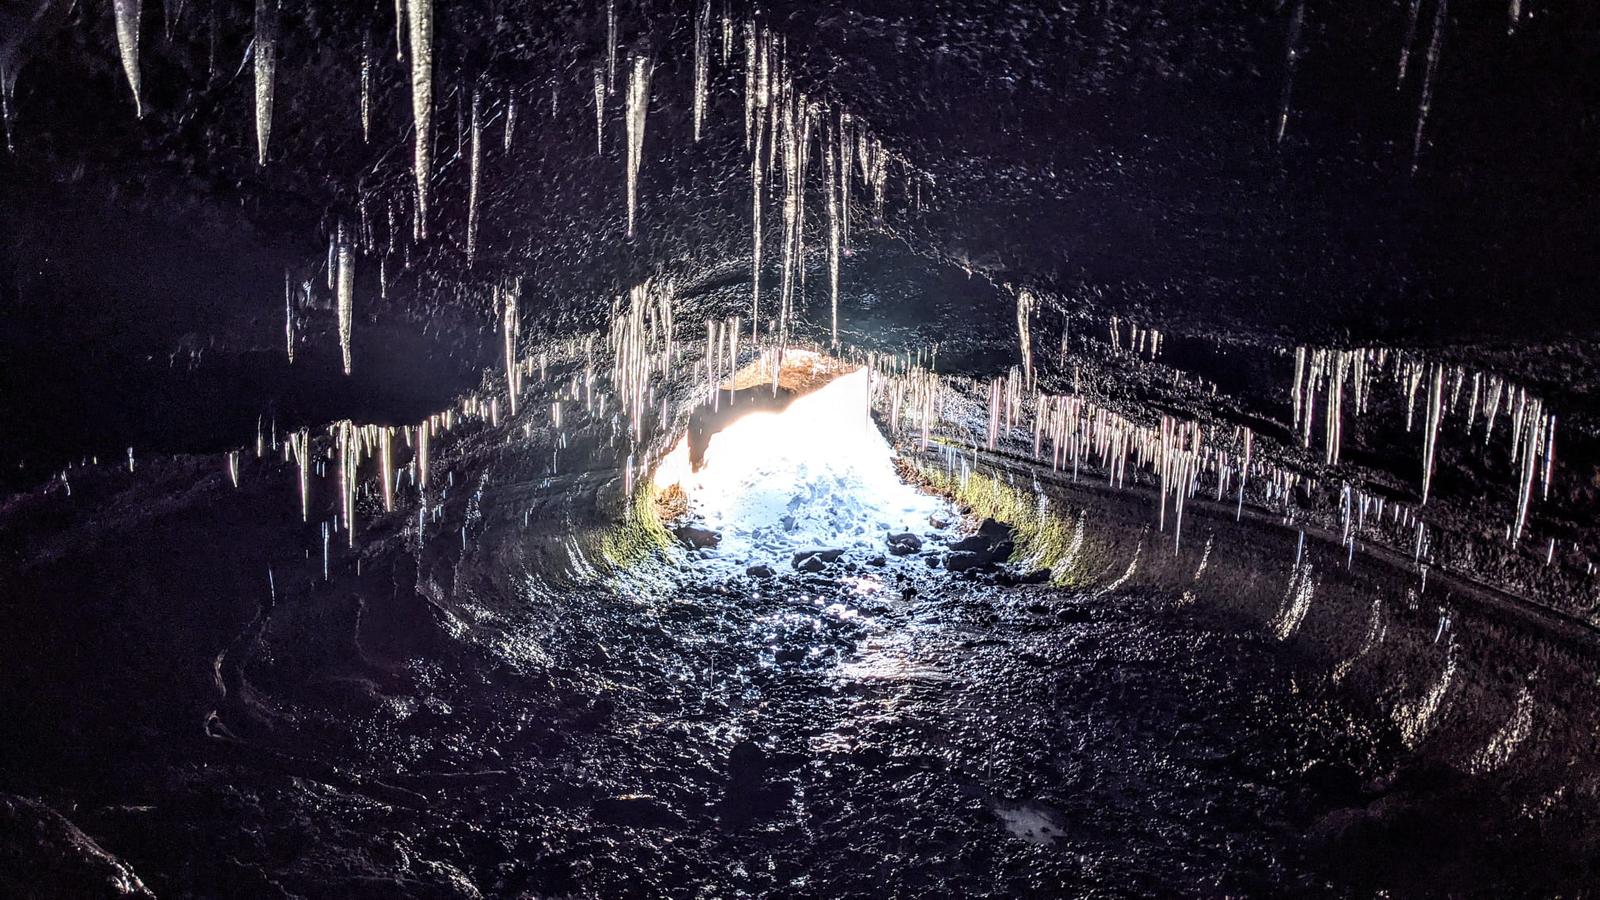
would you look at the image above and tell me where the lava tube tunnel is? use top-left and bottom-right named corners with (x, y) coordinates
top-left (1, 0), bottom-right (1599, 896)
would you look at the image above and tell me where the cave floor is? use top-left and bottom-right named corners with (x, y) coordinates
top-left (15, 540), bottom-right (1485, 898)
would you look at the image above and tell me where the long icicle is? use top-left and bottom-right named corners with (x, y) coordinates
top-left (360, 30), bottom-right (372, 143)
top-left (113, 0), bottom-right (144, 117)
top-left (625, 55), bottom-right (652, 238)
top-left (254, 0), bottom-right (276, 165)
top-left (466, 86), bottom-right (482, 264)
top-left (337, 227), bottom-right (355, 375)
top-left (408, 0), bottom-right (434, 237)
top-left (1410, 0), bottom-right (1447, 176)
top-left (692, 0), bottom-right (710, 140)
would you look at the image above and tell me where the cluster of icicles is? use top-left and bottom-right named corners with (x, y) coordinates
top-left (874, 357), bottom-right (1311, 556)
top-left (1291, 346), bottom-right (1556, 545)
top-left (91, 0), bottom-right (935, 388)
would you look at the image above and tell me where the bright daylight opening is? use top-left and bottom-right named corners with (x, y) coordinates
top-left (653, 365), bottom-right (948, 566)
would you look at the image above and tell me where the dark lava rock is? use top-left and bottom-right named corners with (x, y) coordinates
top-left (792, 548), bottom-right (845, 571)
top-left (746, 564), bottom-right (775, 578)
top-left (945, 519), bottom-right (1015, 571)
top-left (775, 646), bottom-right (806, 664)
top-left (720, 740), bottom-right (792, 825)
top-left (949, 518), bottom-right (1014, 552)
top-left (886, 532), bottom-right (923, 555)
top-left (593, 795), bottom-right (687, 830)
top-left (866, 555), bottom-right (887, 567)
top-left (674, 525), bottom-right (721, 549)
top-left (0, 794), bottom-right (155, 898)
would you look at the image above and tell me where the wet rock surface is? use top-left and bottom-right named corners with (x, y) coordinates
top-left (2, 517), bottom-right (1581, 898)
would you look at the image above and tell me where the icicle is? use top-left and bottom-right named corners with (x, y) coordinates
top-left (1274, 0), bottom-right (1305, 145)
top-left (1507, 0), bottom-right (1521, 35)
top-left (593, 65), bottom-right (606, 152)
top-left (336, 228), bottom-right (355, 375)
top-left (1, 60), bottom-right (17, 154)
top-left (624, 56), bottom-right (652, 237)
top-left (1017, 289), bottom-right (1036, 387)
top-left (692, 1), bottom-right (711, 140)
top-left (825, 139), bottom-right (841, 344)
top-left (283, 269), bottom-right (295, 363)
top-left (1410, 0), bottom-right (1448, 176)
top-left (253, 0), bottom-right (276, 165)
top-left (466, 86), bottom-right (482, 265)
top-left (503, 282), bottom-right (521, 415)
top-left (360, 31), bottom-right (372, 143)
top-left (112, 0), bottom-right (145, 117)
top-left (606, 0), bottom-right (618, 92)
top-left (408, 0), bottom-right (434, 237)
top-left (1421, 364), bottom-right (1443, 503)
top-left (1397, 0), bottom-right (1423, 87)
top-left (503, 88), bottom-right (517, 151)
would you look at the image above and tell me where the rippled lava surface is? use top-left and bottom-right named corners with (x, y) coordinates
top-left (45, 539), bottom-right (1419, 899)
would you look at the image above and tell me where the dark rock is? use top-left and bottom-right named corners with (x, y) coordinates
top-left (593, 795), bottom-right (687, 830)
top-left (945, 550), bottom-right (983, 571)
top-left (866, 555), bottom-right (887, 567)
top-left (791, 548), bottom-right (844, 571)
top-left (775, 646), bottom-right (805, 663)
top-left (0, 794), bottom-right (156, 898)
top-left (746, 564), bottom-right (775, 578)
top-left (886, 532), bottom-right (923, 555)
top-left (795, 555), bottom-right (827, 573)
top-left (674, 525), bottom-right (721, 549)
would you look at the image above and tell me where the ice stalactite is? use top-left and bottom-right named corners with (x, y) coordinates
top-left (624, 56), bottom-right (652, 238)
top-left (114, 0), bottom-right (144, 117)
top-left (379, 427), bottom-right (394, 512)
top-left (692, 0), bottom-right (710, 140)
top-left (290, 429), bottom-right (310, 521)
top-left (1016, 289), bottom-right (1036, 388)
top-left (254, 0), bottom-right (276, 166)
top-left (1421, 363), bottom-right (1442, 503)
top-left (503, 88), bottom-right (516, 151)
top-left (1397, 0), bottom-right (1423, 87)
top-left (606, 0), bottom-right (618, 93)
top-left (1410, 0), bottom-right (1447, 175)
top-left (825, 139), bottom-right (841, 345)
top-left (338, 420), bottom-right (358, 547)
top-left (408, 0), bottom-right (434, 237)
top-left (466, 87), bottom-right (482, 265)
top-left (743, 23), bottom-right (756, 148)
top-left (283, 270), bottom-right (295, 363)
top-left (1506, 0), bottom-right (1521, 36)
top-left (503, 282), bottom-right (521, 416)
top-left (1275, 0), bottom-right (1305, 144)
top-left (360, 31), bottom-right (372, 143)
top-left (592, 66), bottom-right (606, 152)
top-left (393, 0), bottom-right (407, 59)
top-left (1, 61), bottom-right (17, 154)
top-left (336, 228), bottom-right (355, 375)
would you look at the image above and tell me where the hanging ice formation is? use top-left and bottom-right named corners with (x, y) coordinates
top-left (1397, 0), bottom-right (1423, 87)
top-left (1410, 0), bottom-right (1447, 175)
top-left (336, 227), bottom-right (355, 375)
top-left (408, 0), bottom-right (434, 237)
top-left (606, 0), bottom-right (618, 92)
top-left (624, 56), bottom-right (652, 237)
top-left (1274, 0), bottom-right (1305, 144)
top-left (503, 282), bottom-right (521, 415)
top-left (2, 53), bottom-right (18, 153)
top-left (825, 139), bottom-right (841, 344)
top-left (466, 87), bottom-right (482, 264)
top-left (1017, 288), bottom-right (1036, 387)
top-left (113, 0), bottom-right (144, 117)
top-left (360, 31), bottom-right (372, 143)
top-left (692, 0), bottom-right (710, 140)
top-left (592, 66), bottom-right (606, 152)
top-left (283, 270), bottom-right (295, 363)
top-left (254, 0), bottom-right (276, 166)
top-left (503, 87), bottom-right (517, 151)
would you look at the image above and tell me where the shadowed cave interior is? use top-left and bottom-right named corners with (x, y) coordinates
top-left (3, 0), bottom-right (1600, 896)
